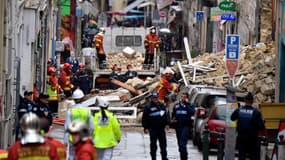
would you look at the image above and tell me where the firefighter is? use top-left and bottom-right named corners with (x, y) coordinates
top-left (67, 120), bottom-right (97, 160)
top-left (0, 149), bottom-right (7, 160)
top-left (142, 92), bottom-right (169, 160)
top-left (47, 67), bottom-right (61, 113)
top-left (8, 113), bottom-right (59, 160)
top-left (64, 89), bottom-right (94, 160)
top-left (171, 92), bottom-right (195, 160)
top-left (157, 67), bottom-right (178, 103)
top-left (59, 63), bottom-right (74, 97)
top-left (231, 92), bottom-right (265, 160)
top-left (143, 26), bottom-right (160, 69)
top-left (72, 63), bottom-right (91, 95)
top-left (93, 98), bottom-right (121, 160)
top-left (39, 118), bottom-right (66, 160)
top-left (94, 27), bottom-right (107, 69)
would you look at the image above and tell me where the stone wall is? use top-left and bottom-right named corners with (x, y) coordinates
top-left (260, 0), bottom-right (273, 42)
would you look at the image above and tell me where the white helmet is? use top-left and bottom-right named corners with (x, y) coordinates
top-left (67, 120), bottom-right (89, 140)
top-left (20, 112), bottom-right (44, 144)
top-left (163, 67), bottom-right (174, 75)
top-left (99, 27), bottom-right (105, 33)
top-left (98, 97), bottom-right (109, 108)
top-left (72, 89), bottom-right (84, 99)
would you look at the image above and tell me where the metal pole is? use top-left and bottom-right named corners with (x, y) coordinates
top-left (56, 0), bottom-right (62, 77)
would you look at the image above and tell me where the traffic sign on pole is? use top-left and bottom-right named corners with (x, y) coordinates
top-left (225, 35), bottom-right (240, 80)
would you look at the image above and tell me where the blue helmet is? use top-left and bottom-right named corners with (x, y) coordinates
top-left (151, 92), bottom-right (158, 97)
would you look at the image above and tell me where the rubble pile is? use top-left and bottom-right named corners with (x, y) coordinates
top-left (260, 0), bottom-right (273, 42)
top-left (106, 52), bottom-right (144, 70)
top-left (191, 43), bottom-right (275, 103)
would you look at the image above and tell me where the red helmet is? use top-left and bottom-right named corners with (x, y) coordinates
top-left (79, 63), bottom-right (85, 69)
top-left (48, 67), bottom-right (56, 73)
top-left (63, 63), bottom-right (72, 70)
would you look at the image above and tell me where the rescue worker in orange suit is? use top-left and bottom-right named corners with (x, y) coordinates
top-left (59, 63), bottom-right (74, 97)
top-left (157, 67), bottom-right (178, 103)
top-left (8, 112), bottom-right (59, 160)
top-left (143, 26), bottom-right (160, 69)
top-left (94, 27), bottom-right (107, 69)
top-left (0, 149), bottom-right (8, 160)
top-left (72, 63), bottom-right (91, 95)
top-left (47, 66), bottom-right (61, 113)
top-left (39, 118), bottom-right (66, 160)
top-left (67, 120), bottom-right (97, 160)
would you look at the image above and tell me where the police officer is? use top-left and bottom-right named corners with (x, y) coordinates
top-left (171, 92), bottom-right (195, 160)
top-left (8, 113), bottom-right (59, 160)
top-left (124, 64), bottom-right (138, 80)
top-left (64, 89), bottom-right (94, 160)
top-left (34, 93), bottom-right (53, 128)
top-left (72, 63), bottom-right (91, 95)
top-left (93, 98), bottom-right (121, 160)
top-left (231, 92), bottom-right (265, 160)
top-left (142, 92), bottom-right (169, 160)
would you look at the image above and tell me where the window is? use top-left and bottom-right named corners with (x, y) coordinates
top-left (115, 35), bottom-right (142, 47)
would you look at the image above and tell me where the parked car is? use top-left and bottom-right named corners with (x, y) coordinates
top-left (198, 104), bottom-right (227, 150)
top-left (189, 86), bottom-right (227, 146)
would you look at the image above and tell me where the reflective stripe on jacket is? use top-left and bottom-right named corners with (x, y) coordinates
top-left (93, 110), bottom-right (121, 149)
top-left (0, 149), bottom-right (7, 160)
top-left (157, 77), bottom-right (177, 103)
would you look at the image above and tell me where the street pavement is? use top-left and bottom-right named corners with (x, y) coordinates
top-left (50, 125), bottom-right (217, 159)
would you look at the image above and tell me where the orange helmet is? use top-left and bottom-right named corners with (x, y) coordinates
top-left (63, 63), bottom-right (72, 70)
top-left (48, 67), bottom-right (56, 73)
top-left (79, 63), bottom-right (85, 69)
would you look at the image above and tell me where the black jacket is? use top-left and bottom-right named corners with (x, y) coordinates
top-left (17, 98), bottom-right (36, 120)
top-left (172, 101), bottom-right (195, 128)
top-left (231, 105), bottom-right (265, 137)
top-left (35, 101), bottom-right (53, 126)
top-left (72, 70), bottom-right (90, 94)
top-left (142, 101), bottom-right (169, 129)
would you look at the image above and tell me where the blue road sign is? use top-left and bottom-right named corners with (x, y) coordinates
top-left (196, 11), bottom-right (204, 21)
top-left (221, 14), bottom-right (236, 20)
top-left (226, 35), bottom-right (240, 60)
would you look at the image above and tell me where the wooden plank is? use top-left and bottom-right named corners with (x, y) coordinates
top-left (110, 79), bottom-right (142, 95)
top-left (177, 61), bottom-right (189, 86)
top-left (183, 37), bottom-right (193, 64)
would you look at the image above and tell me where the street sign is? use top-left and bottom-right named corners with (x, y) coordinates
top-left (196, 11), bottom-right (204, 21)
top-left (221, 13), bottom-right (236, 20)
top-left (210, 7), bottom-right (236, 21)
top-left (55, 41), bottom-right (65, 52)
top-left (225, 35), bottom-right (240, 80)
top-left (219, 1), bottom-right (237, 11)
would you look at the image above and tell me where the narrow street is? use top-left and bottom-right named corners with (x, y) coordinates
top-left (50, 125), bottom-right (217, 159)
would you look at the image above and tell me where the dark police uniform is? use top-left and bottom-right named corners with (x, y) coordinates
top-left (35, 99), bottom-right (53, 127)
top-left (142, 100), bottom-right (169, 160)
top-left (231, 105), bottom-right (265, 160)
top-left (172, 101), bottom-right (195, 160)
top-left (72, 70), bottom-right (90, 95)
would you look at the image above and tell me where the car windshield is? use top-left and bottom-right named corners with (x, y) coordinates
top-left (214, 106), bottom-right (227, 120)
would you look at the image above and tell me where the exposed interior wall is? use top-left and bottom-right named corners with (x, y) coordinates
top-left (260, 0), bottom-right (273, 42)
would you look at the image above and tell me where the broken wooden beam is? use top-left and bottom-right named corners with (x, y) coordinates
top-left (111, 79), bottom-right (142, 95)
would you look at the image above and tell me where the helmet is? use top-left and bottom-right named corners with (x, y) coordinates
top-left (48, 66), bottom-right (56, 73)
top-left (20, 112), bottom-right (44, 144)
top-left (63, 63), bottom-right (72, 70)
top-left (245, 92), bottom-right (254, 102)
top-left (163, 67), bottom-right (174, 76)
top-left (98, 97), bottom-right (109, 108)
top-left (151, 92), bottom-right (158, 98)
top-left (99, 27), bottom-right (106, 33)
top-left (150, 26), bottom-right (156, 34)
top-left (79, 63), bottom-right (85, 69)
top-left (67, 120), bottom-right (89, 140)
top-left (72, 89), bottom-right (84, 99)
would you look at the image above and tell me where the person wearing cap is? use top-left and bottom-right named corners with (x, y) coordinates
top-left (67, 120), bottom-right (97, 160)
top-left (231, 92), bottom-right (265, 160)
top-left (64, 89), bottom-right (94, 159)
top-left (171, 92), bottom-right (195, 160)
top-left (8, 112), bottom-right (60, 160)
top-left (16, 91), bottom-right (36, 139)
top-left (34, 93), bottom-right (53, 128)
top-left (72, 63), bottom-right (91, 95)
top-left (93, 98), bottom-right (121, 160)
top-left (143, 26), bottom-right (160, 70)
top-left (142, 92), bottom-right (170, 160)
top-left (124, 64), bottom-right (138, 80)
top-left (39, 118), bottom-right (66, 160)
top-left (157, 67), bottom-right (178, 103)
